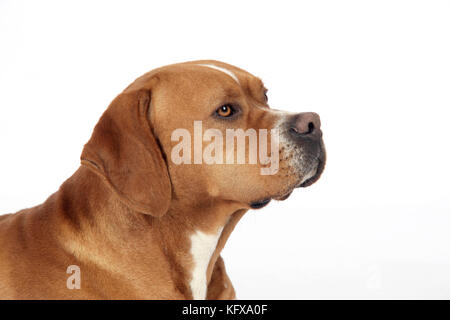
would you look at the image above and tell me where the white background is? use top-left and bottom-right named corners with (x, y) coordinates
top-left (1, 0), bottom-right (449, 299)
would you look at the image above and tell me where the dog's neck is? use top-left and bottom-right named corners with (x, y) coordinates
top-left (54, 166), bottom-right (245, 299)
top-left (148, 186), bottom-right (246, 299)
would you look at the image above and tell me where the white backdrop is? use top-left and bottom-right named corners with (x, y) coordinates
top-left (1, 0), bottom-right (449, 299)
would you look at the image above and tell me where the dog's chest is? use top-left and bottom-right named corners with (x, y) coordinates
top-left (189, 228), bottom-right (223, 300)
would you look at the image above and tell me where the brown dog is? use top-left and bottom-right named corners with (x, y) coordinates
top-left (0, 60), bottom-right (325, 299)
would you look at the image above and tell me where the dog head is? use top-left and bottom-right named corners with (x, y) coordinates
top-left (81, 60), bottom-right (326, 217)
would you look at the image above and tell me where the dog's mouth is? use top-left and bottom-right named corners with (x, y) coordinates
top-left (249, 145), bottom-right (326, 210)
top-left (249, 189), bottom-right (294, 209)
top-left (249, 198), bottom-right (271, 209)
top-left (249, 189), bottom-right (293, 209)
top-left (298, 141), bottom-right (326, 188)
top-left (298, 156), bottom-right (325, 188)
top-left (249, 188), bottom-right (295, 209)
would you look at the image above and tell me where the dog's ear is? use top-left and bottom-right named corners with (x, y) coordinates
top-left (81, 88), bottom-right (171, 217)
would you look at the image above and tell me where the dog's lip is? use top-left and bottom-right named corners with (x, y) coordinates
top-left (249, 198), bottom-right (271, 209)
top-left (250, 189), bottom-right (293, 209)
top-left (250, 144), bottom-right (325, 208)
top-left (298, 157), bottom-right (325, 188)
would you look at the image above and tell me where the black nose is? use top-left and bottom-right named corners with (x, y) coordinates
top-left (289, 112), bottom-right (322, 139)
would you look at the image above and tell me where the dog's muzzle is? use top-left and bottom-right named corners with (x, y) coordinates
top-left (286, 112), bottom-right (326, 188)
top-left (250, 112), bottom-right (326, 209)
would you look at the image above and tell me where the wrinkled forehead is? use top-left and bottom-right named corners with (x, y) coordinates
top-left (183, 60), bottom-right (260, 82)
top-left (197, 63), bottom-right (241, 84)
top-left (158, 61), bottom-right (267, 100)
top-left (124, 61), bottom-right (266, 102)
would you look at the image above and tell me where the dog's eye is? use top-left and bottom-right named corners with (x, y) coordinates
top-left (216, 104), bottom-right (235, 118)
top-left (263, 90), bottom-right (268, 103)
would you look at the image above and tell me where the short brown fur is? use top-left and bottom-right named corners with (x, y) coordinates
top-left (0, 60), bottom-right (325, 299)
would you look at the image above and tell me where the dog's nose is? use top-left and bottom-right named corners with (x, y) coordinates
top-left (290, 112), bottom-right (322, 138)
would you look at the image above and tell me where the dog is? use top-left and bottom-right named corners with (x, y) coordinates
top-left (0, 60), bottom-right (325, 299)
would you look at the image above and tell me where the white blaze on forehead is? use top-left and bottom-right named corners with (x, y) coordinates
top-left (197, 64), bottom-right (240, 84)
top-left (189, 227), bottom-right (223, 300)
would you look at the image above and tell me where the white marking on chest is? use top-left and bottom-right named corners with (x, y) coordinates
top-left (189, 227), bottom-right (223, 300)
top-left (197, 64), bottom-right (240, 84)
